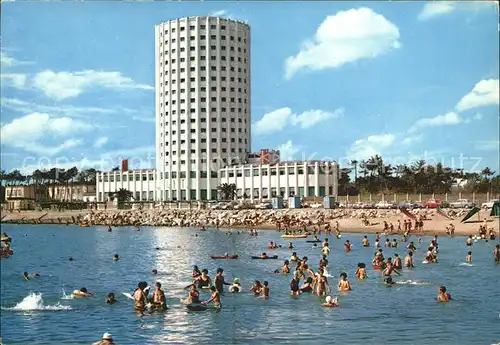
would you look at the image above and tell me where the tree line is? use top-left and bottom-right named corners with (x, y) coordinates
top-left (0, 167), bottom-right (100, 200)
top-left (339, 155), bottom-right (499, 196)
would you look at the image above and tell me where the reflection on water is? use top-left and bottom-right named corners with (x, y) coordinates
top-left (1, 224), bottom-right (500, 345)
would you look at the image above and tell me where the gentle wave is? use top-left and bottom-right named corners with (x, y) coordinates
top-left (2, 292), bottom-right (72, 311)
top-left (397, 280), bottom-right (431, 286)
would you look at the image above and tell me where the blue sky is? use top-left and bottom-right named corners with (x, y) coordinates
top-left (1, 1), bottom-right (499, 175)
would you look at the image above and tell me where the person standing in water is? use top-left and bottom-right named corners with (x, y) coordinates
top-left (202, 286), bottom-right (221, 309)
top-left (405, 251), bottom-right (415, 268)
top-left (133, 281), bottom-right (148, 315)
top-left (152, 282), bottom-right (167, 311)
top-left (437, 286), bottom-right (451, 302)
top-left (214, 268), bottom-right (232, 294)
top-left (494, 245), bottom-right (500, 263)
top-left (337, 272), bottom-right (352, 292)
top-left (465, 251), bottom-right (473, 263)
top-left (393, 254), bottom-right (402, 269)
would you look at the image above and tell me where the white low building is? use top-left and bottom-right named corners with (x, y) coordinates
top-left (96, 160), bottom-right (338, 202)
top-left (219, 160), bottom-right (338, 201)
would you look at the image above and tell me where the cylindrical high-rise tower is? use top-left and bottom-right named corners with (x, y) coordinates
top-left (155, 16), bottom-right (251, 201)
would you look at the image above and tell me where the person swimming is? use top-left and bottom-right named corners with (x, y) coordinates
top-left (106, 292), bottom-right (116, 304)
top-left (113, 254), bottom-right (119, 261)
top-left (407, 242), bottom-right (417, 251)
top-left (322, 295), bottom-right (339, 308)
top-left (23, 272), bottom-right (30, 280)
top-left (288, 242), bottom-right (294, 249)
top-left (290, 252), bottom-right (299, 261)
top-left (75, 287), bottom-right (93, 297)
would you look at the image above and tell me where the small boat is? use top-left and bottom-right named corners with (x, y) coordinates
top-left (281, 234), bottom-right (308, 239)
top-left (306, 240), bottom-right (321, 243)
top-left (251, 255), bottom-right (278, 260)
top-left (210, 255), bottom-right (239, 259)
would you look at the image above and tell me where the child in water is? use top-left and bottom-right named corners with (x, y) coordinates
top-left (229, 278), bottom-right (241, 292)
top-left (261, 281), bottom-right (270, 299)
top-left (355, 263), bottom-right (367, 279)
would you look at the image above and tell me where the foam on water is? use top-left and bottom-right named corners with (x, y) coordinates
top-left (2, 293), bottom-right (72, 311)
top-left (397, 280), bottom-right (431, 286)
top-left (61, 288), bottom-right (74, 300)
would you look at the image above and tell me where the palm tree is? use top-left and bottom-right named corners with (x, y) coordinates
top-left (112, 188), bottom-right (133, 209)
top-left (217, 183), bottom-right (237, 201)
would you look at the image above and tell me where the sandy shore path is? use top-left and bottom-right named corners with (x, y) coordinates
top-left (1, 207), bottom-right (498, 237)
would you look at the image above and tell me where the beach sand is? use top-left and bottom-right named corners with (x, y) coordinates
top-left (1, 207), bottom-right (497, 237)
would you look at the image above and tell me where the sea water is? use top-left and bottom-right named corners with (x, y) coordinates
top-left (1, 224), bottom-right (499, 345)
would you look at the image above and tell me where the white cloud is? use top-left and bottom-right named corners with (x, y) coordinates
top-left (0, 112), bottom-right (92, 156)
top-left (401, 134), bottom-right (423, 145)
top-left (253, 107), bottom-right (343, 135)
top-left (284, 7), bottom-right (400, 79)
top-left (418, 2), bottom-right (458, 21)
top-left (290, 108), bottom-right (344, 129)
top-left (1, 51), bottom-right (32, 68)
top-left (31, 70), bottom-right (154, 100)
top-left (456, 79), bottom-right (500, 112)
top-left (277, 140), bottom-right (301, 161)
top-left (346, 133), bottom-right (396, 160)
top-left (475, 140), bottom-right (500, 151)
top-left (253, 107), bottom-right (293, 135)
top-left (1, 73), bottom-right (27, 88)
top-left (409, 112), bottom-right (463, 133)
top-left (417, 1), bottom-right (496, 21)
top-left (93, 137), bottom-right (108, 148)
top-left (1, 98), bottom-right (116, 118)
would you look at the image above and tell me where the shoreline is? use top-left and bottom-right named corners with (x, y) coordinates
top-left (1, 208), bottom-right (498, 237)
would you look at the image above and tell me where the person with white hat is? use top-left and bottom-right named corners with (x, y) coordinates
top-left (92, 332), bottom-right (116, 345)
top-left (322, 296), bottom-right (339, 308)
